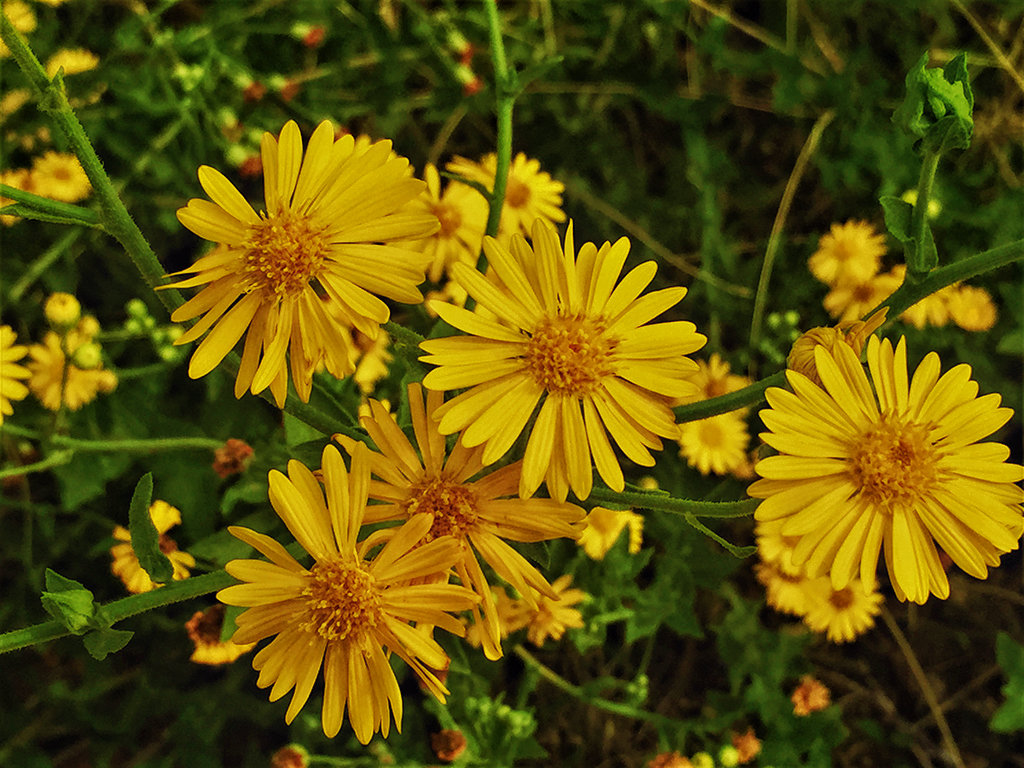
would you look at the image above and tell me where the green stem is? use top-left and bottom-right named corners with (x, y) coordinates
top-left (0, 184), bottom-right (100, 227)
top-left (587, 486), bottom-right (757, 519)
top-left (0, 11), bottom-right (184, 315)
top-left (8, 229), bottom-right (83, 302)
top-left (50, 435), bottom-right (222, 453)
top-left (512, 645), bottom-right (674, 726)
top-left (482, 0), bottom-right (515, 246)
top-left (384, 320), bottom-right (425, 350)
top-left (0, 570), bottom-right (236, 655)
top-left (877, 237), bottom-right (1024, 321)
top-left (674, 371), bottom-right (785, 423)
top-left (0, 450), bottom-right (73, 481)
top-left (907, 150), bottom-right (941, 279)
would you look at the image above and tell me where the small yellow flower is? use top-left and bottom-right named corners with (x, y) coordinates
top-left (409, 163), bottom-right (489, 282)
top-left (678, 411), bottom-right (750, 476)
top-left (446, 152), bottom-right (565, 240)
top-left (0, 88), bottom-right (31, 123)
top-left (947, 285), bottom-right (997, 332)
top-left (675, 353), bottom-right (750, 406)
top-left (0, 325), bottom-right (31, 424)
top-left (808, 220), bottom-right (887, 287)
top-left (787, 308), bottom-right (887, 387)
top-left (110, 500), bottom-right (195, 594)
top-left (524, 574), bottom-right (586, 647)
top-left (29, 152), bottom-right (91, 203)
top-left (27, 323), bottom-right (117, 411)
top-left (45, 48), bottom-right (100, 78)
top-left (185, 605), bottom-right (256, 665)
top-left (894, 267), bottom-right (954, 329)
top-left (1, 168), bottom-right (33, 225)
top-left (800, 577), bottom-right (883, 643)
top-left (823, 268), bottom-right (900, 322)
top-left (577, 506), bottom-right (644, 559)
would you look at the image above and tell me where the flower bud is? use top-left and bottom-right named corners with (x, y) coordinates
top-left (44, 292), bottom-right (81, 332)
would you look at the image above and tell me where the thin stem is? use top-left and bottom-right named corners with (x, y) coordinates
top-left (0, 570), bottom-right (236, 655)
top-left (0, 184), bottom-right (100, 227)
top-left (49, 435), bottom-right (222, 453)
top-left (750, 110), bottom-right (835, 362)
top-left (875, 238), bottom-right (1024, 322)
top-left (0, 450), bottom-right (74, 481)
top-left (881, 607), bottom-right (966, 768)
top-left (907, 150), bottom-right (941, 279)
top-left (674, 371), bottom-right (785, 423)
top-left (587, 486), bottom-right (757, 519)
top-left (482, 0), bottom-right (514, 245)
top-left (8, 229), bottom-right (84, 302)
top-left (513, 645), bottom-right (674, 726)
top-left (0, 11), bottom-right (184, 315)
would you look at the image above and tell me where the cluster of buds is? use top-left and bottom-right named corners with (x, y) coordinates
top-left (447, 28), bottom-right (481, 96)
top-left (124, 298), bottom-right (184, 362)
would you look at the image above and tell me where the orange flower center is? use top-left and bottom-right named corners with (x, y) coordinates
top-left (829, 587), bottom-right (855, 609)
top-left (302, 559), bottom-right (382, 641)
top-left (433, 201), bottom-right (463, 239)
top-left (242, 211), bottom-right (328, 297)
top-left (405, 476), bottom-right (478, 541)
top-left (505, 176), bottom-right (531, 208)
top-left (525, 315), bottom-right (614, 397)
top-left (697, 419), bottom-right (725, 448)
top-left (849, 416), bottom-right (937, 508)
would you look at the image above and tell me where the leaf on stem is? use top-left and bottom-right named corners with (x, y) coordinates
top-left (40, 569), bottom-right (97, 634)
top-left (128, 472), bottom-right (174, 583)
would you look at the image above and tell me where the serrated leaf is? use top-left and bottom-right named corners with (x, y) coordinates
top-left (128, 472), bottom-right (174, 583)
top-left (40, 569), bottom-right (96, 634)
top-left (82, 627), bottom-right (134, 660)
top-left (880, 195), bottom-right (914, 243)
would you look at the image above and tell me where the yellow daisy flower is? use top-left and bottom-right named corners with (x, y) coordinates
top-left (787, 309), bottom-right (887, 387)
top-left (110, 500), bottom-right (195, 594)
top-left (27, 327), bottom-right (117, 411)
top-left (947, 285), bottom-right (997, 332)
top-left (334, 383), bottom-right (584, 660)
top-left (808, 220), bottom-right (887, 287)
top-left (678, 411), bottom-right (750, 476)
top-left (524, 574), bottom-right (586, 647)
top-left (464, 585), bottom-right (532, 650)
top-left (446, 152), bottom-right (565, 239)
top-left (800, 577), bottom-right (883, 643)
top-left (29, 151), bottom-right (91, 203)
top-left (217, 444), bottom-right (478, 743)
top-left (185, 605), bottom-right (256, 665)
top-left (751, 335), bottom-right (1024, 604)
top-left (420, 220), bottom-right (706, 501)
top-left (44, 48), bottom-right (100, 78)
top-left (164, 120), bottom-right (437, 406)
top-left (0, 325), bottom-right (30, 424)
top-left (755, 519), bottom-right (810, 615)
top-left (823, 268), bottom-right (900, 322)
top-left (409, 163), bottom-right (489, 282)
top-left (893, 267), bottom-right (954, 329)
top-left (677, 353), bottom-right (751, 405)
top-left (577, 506), bottom-right (643, 560)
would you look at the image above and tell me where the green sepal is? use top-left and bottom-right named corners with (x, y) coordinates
top-left (128, 472), bottom-right (175, 583)
top-left (893, 52), bottom-right (973, 155)
top-left (40, 569), bottom-right (97, 634)
top-left (82, 626), bottom-right (134, 660)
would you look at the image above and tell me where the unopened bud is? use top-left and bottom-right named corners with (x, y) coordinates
top-left (45, 293), bottom-right (81, 332)
top-left (71, 342), bottom-right (102, 370)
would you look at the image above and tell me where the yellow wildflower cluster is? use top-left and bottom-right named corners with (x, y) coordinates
top-left (676, 354), bottom-right (753, 477)
top-left (810, 220), bottom-right (998, 331)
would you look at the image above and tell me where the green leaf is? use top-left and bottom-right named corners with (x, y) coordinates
top-left (82, 627), bottom-right (135, 660)
top-left (880, 195), bottom-right (914, 243)
top-left (892, 52), bottom-right (973, 155)
top-left (40, 569), bottom-right (97, 634)
top-left (128, 472), bottom-right (175, 583)
top-left (991, 632), bottom-right (1024, 733)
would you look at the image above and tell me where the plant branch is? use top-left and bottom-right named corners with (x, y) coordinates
top-left (587, 486), bottom-right (757, 519)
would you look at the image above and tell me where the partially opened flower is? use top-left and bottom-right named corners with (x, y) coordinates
top-left (185, 605), bottom-right (256, 665)
top-left (787, 309), bottom-right (887, 387)
top-left (420, 220), bottom-right (706, 500)
top-left (751, 335), bottom-right (1024, 603)
top-left (334, 383), bottom-right (584, 660)
top-left (165, 120), bottom-right (437, 406)
top-left (0, 326), bottom-right (30, 424)
top-left (446, 152), bottom-right (565, 239)
top-left (110, 500), bottom-right (194, 594)
top-left (218, 444), bottom-right (478, 742)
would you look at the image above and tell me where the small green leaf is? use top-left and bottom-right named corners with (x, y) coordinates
top-left (991, 632), bottom-right (1024, 733)
top-left (128, 472), bottom-right (174, 583)
top-left (880, 195), bottom-right (914, 243)
top-left (82, 627), bottom-right (135, 660)
top-left (40, 569), bottom-right (97, 634)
